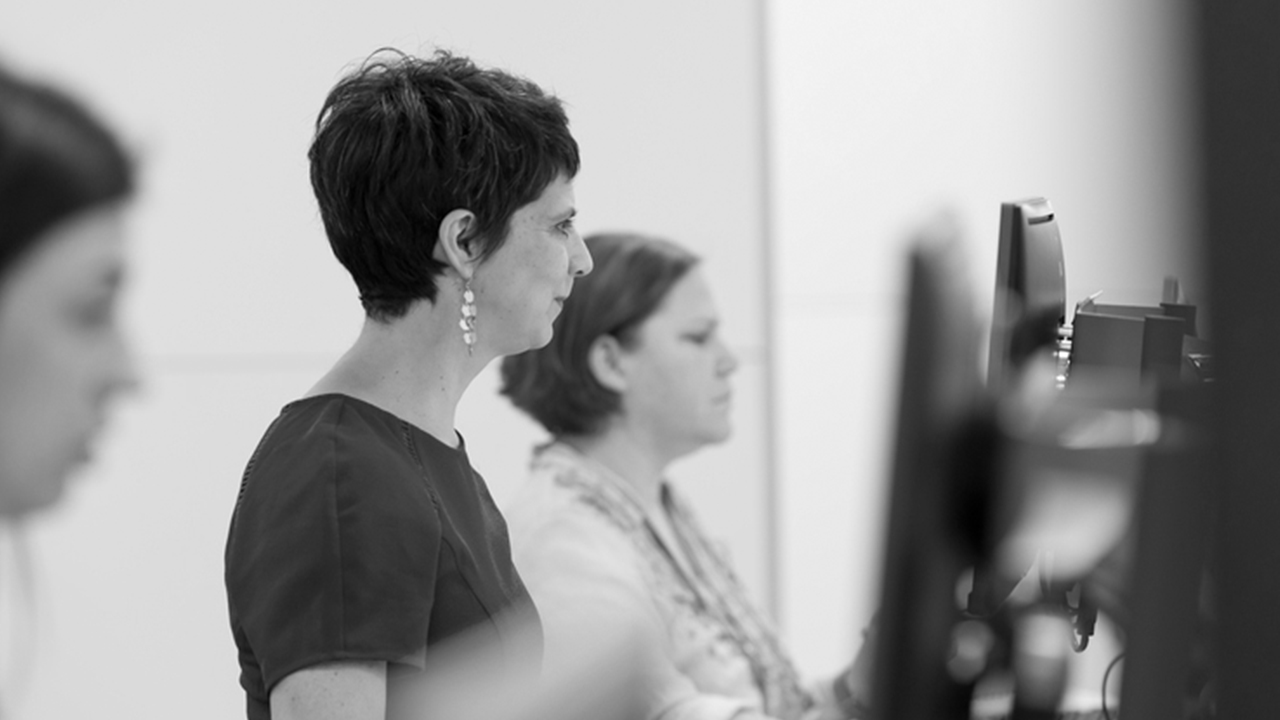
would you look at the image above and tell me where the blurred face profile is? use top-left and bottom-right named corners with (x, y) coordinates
top-left (617, 268), bottom-right (738, 459)
top-left (0, 205), bottom-right (136, 518)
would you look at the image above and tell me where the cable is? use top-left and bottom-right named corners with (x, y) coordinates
top-left (1101, 652), bottom-right (1125, 720)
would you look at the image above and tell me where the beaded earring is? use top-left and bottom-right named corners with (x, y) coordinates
top-left (459, 280), bottom-right (477, 355)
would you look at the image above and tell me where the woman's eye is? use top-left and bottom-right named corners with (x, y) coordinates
top-left (556, 218), bottom-right (575, 235)
top-left (685, 332), bottom-right (712, 345)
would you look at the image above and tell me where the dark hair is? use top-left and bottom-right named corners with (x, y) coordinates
top-left (0, 67), bottom-right (133, 279)
top-left (501, 233), bottom-right (699, 436)
top-left (309, 48), bottom-right (580, 322)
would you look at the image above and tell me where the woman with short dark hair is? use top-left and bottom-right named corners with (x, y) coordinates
top-left (223, 49), bottom-right (592, 720)
top-left (501, 233), bottom-right (870, 720)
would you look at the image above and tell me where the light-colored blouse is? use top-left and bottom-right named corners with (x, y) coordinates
top-left (505, 442), bottom-right (842, 720)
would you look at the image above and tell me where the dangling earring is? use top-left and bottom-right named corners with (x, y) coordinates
top-left (459, 279), bottom-right (477, 355)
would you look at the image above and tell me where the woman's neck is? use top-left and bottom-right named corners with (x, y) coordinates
top-left (561, 429), bottom-right (674, 510)
top-left (308, 308), bottom-right (485, 447)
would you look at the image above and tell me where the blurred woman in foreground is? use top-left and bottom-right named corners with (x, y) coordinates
top-left (0, 66), bottom-right (137, 521)
top-left (0, 64), bottom-right (137, 716)
top-left (501, 233), bottom-right (872, 720)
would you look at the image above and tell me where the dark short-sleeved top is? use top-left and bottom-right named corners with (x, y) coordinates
top-left (224, 394), bottom-right (540, 720)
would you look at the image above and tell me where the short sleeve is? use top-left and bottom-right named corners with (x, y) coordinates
top-left (225, 401), bottom-right (441, 695)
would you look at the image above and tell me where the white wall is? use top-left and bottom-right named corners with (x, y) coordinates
top-left (768, 0), bottom-right (1200, 697)
top-left (0, 3), bottom-right (771, 718)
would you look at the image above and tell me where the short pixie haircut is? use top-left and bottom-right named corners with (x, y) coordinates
top-left (501, 233), bottom-right (699, 437)
top-left (0, 67), bottom-right (133, 279)
top-left (309, 49), bottom-right (580, 321)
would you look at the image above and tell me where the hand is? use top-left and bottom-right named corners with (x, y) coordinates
top-left (834, 616), bottom-right (878, 719)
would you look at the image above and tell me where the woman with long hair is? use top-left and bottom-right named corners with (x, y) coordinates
top-left (501, 233), bottom-right (872, 720)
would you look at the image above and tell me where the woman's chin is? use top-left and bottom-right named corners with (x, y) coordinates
top-left (707, 428), bottom-right (733, 446)
top-left (514, 325), bottom-right (556, 354)
top-left (0, 474), bottom-right (71, 519)
top-left (692, 424), bottom-right (733, 449)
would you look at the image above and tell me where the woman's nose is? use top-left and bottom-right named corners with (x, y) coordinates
top-left (106, 328), bottom-right (141, 397)
top-left (569, 230), bottom-right (593, 277)
top-left (718, 341), bottom-right (739, 376)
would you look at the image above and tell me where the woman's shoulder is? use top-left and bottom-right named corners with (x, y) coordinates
top-left (505, 446), bottom-right (632, 549)
top-left (253, 394), bottom-right (412, 467)
top-left (506, 459), bottom-right (651, 604)
top-left (234, 394), bottom-right (431, 524)
top-left (275, 392), bottom-right (404, 439)
top-left (508, 446), bottom-right (598, 529)
top-left (513, 444), bottom-right (649, 533)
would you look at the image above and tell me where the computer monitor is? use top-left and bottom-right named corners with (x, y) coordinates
top-left (1111, 383), bottom-right (1213, 719)
top-left (987, 198), bottom-right (1067, 390)
top-left (969, 199), bottom-right (1068, 621)
top-left (871, 230), bottom-right (993, 720)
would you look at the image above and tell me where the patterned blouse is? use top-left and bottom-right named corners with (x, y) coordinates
top-left (506, 442), bottom-right (843, 720)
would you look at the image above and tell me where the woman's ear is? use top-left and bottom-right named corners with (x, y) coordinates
top-left (587, 335), bottom-right (629, 394)
top-left (433, 208), bottom-right (480, 280)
